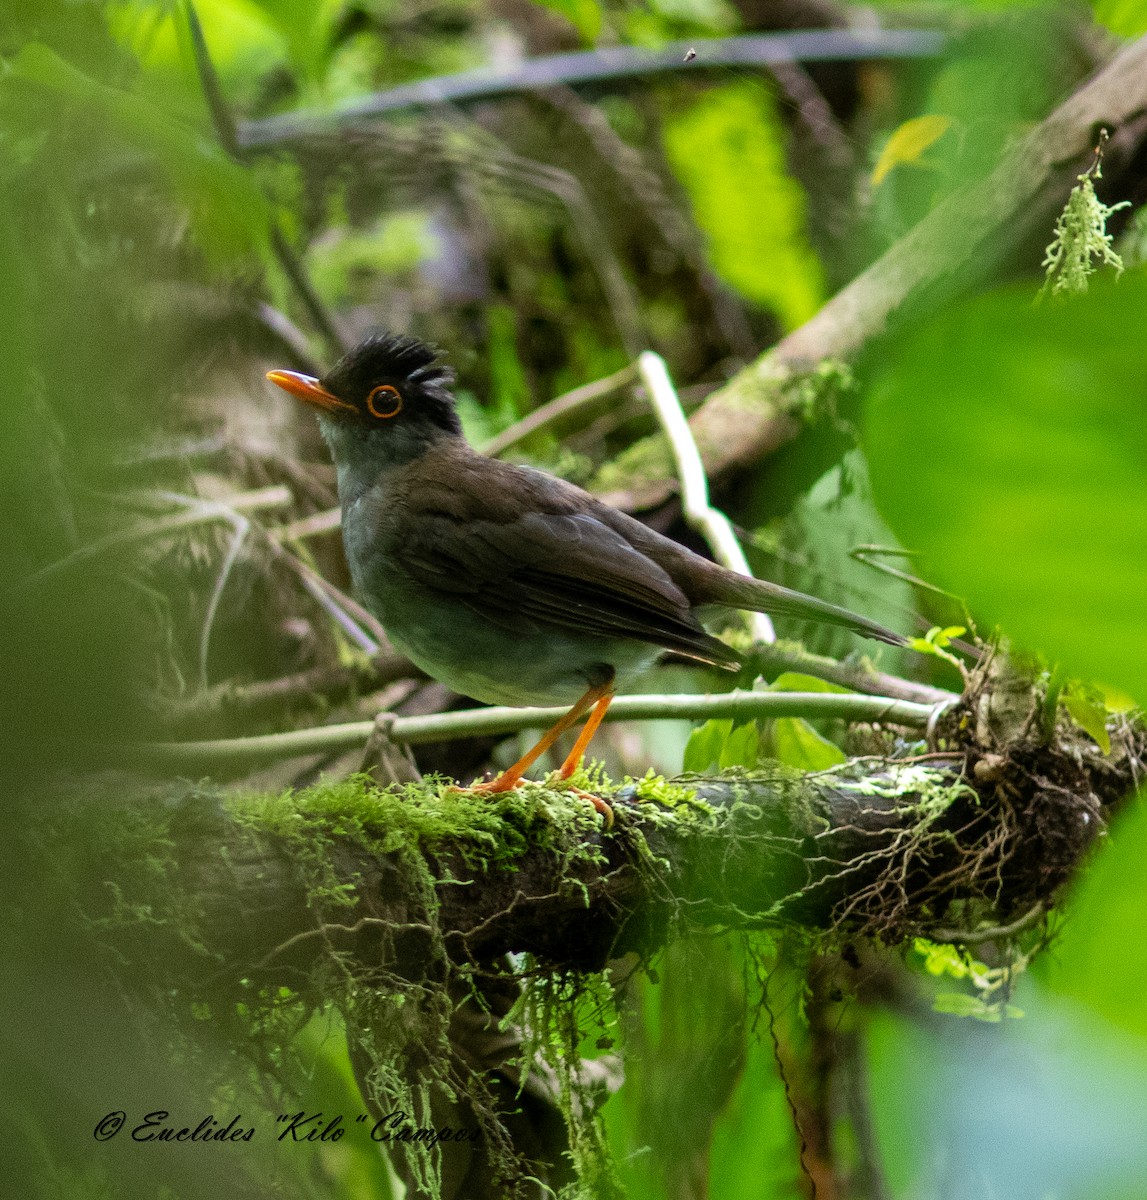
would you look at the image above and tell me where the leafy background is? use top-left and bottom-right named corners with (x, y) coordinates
top-left (3, 0), bottom-right (1147, 1197)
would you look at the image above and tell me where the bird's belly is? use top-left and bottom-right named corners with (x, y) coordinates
top-left (359, 570), bottom-right (658, 707)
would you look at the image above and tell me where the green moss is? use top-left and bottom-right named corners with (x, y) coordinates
top-left (785, 359), bottom-right (857, 423)
top-left (221, 772), bottom-right (627, 1197)
top-left (590, 433), bottom-right (676, 497)
top-left (624, 768), bottom-right (708, 811)
top-left (35, 757), bottom-right (995, 1196)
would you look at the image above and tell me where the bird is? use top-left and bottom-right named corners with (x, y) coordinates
top-left (267, 332), bottom-right (905, 821)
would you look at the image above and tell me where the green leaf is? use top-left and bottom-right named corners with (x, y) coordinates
top-left (932, 993), bottom-right (1023, 1022)
top-left (245, 0), bottom-right (346, 83)
top-left (914, 937), bottom-right (970, 979)
top-left (663, 83), bottom-right (824, 330)
top-left (683, 719), bottom-right (760, 771)
top-left (718, 721), bottom-right (759, 770)
top-left (908, 625), bottom-right (966, 669)
top-left (9, 43), bottom-right (270, 268)
top-left (683, 718), bottom-right (732, 773)
top-left (1042, 791), bottom-right (1147, 1037)
top-left (872, 114), bottom-right (953, 185)
top-left (771, 718), bottom-right (846, 771)
top-left (770, 672), bottom-right (852, 695)
top-left (1092, 0), bottom-right (1147, 37)
top-left (1063, 693), bottom-right (1112, 754)
top-left (108, 0), bottom-right (285, 100)
top-left (866, 277), bottom-right (1147, 701)
top-left (932, 991), bottom-right (995, 1019)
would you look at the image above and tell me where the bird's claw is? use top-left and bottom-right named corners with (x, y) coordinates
top-left (447, 775), bottom-right (613, 827)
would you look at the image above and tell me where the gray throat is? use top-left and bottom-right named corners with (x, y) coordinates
top-left (317, 416), bottom-right (455, 508)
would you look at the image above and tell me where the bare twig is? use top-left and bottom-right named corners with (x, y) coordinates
top-left (253, 301), bottom-right (325, 377)
top-left (238, 30), bottom-right (946, 148)
top-left (752, 641), bottom-right (956, 706)
top-left (197, 509), bottom-right (249, 688)
top-left (271, 507), bottom-right (343, 543)
top-left (266, 541), bottom-right (384, 655)
top-left (12, 487), bottom-right (290, 594)
top-left (184, 0), bottom-right (346, 359)
top-left (480, 364), bottom-right (638, 458)
top-left (157, 652), bottom-right (418, 728)
top-left (637, 351), bottom-right (774, 643)
top-left (927, 902), bottom-right (1047, 947)
top-left (126, 690), bottom-right (937, 770)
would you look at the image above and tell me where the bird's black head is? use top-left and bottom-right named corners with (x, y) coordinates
top-left (266, 332), bottom-right (461, 442)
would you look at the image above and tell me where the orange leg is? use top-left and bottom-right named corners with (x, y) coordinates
top-left (556, 688), bottom-right (615, 824)
top-left (460, 677), bottom-right (615, 823)
top-left (557, 690), bottom-right (614, 779)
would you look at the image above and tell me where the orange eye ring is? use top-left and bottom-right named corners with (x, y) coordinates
top-left (366, 384), bottom-right (402, 419)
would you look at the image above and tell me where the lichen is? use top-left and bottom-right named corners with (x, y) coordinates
top-left (1040, 149), bottom-right (1130, 299)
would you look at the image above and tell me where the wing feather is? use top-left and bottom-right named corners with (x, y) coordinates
top-left (393, 509), bottom-right (740, 668)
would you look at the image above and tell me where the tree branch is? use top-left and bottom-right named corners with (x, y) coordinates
top-left (237, 30), bottom-right (945, 149)
top-left (593, 35), bottom-right (1147, 510)
top-left (76, 698), bottom-right (1143, 992)
top-left (124, 689), bottom-right (937, 772)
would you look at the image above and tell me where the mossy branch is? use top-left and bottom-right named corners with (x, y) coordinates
top-left (47, 654), bottom-right (1145, 1199)
top-left (70, 696), bottom-right (1142, 991)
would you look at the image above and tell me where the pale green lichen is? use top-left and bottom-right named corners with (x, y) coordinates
top-left (824, 762), bottom-right (977, 821)
top-left (1040, 156), bottom-right (1131, 299)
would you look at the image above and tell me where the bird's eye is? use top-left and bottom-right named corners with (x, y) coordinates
top-left (366, 384), bottom-right (402, 419)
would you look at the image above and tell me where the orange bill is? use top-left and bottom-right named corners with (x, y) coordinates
top-left (266, 370), bottom-right (357, 415)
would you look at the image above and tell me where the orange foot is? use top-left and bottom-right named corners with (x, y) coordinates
top-left (448, 774), bottom-right (614, 827)
top-left (446, 680), bottom-right (617, 825)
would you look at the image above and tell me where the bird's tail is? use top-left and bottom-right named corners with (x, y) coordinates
top-left (709, 573), bottom-right (907, 647)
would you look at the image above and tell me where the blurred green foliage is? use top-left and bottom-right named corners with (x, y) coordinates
top-left (864, 218), bottom-right (1147, 1198)
top-left (1092, 0), bottom-right (1147, 34)
top-left (866, 276), bottom-right (1147, 699)
top-left (3, 0), bottom-right (1146, 1198)
top-left (664, 82), bottom-right (825, 330)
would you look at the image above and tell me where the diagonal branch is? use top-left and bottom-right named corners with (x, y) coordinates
top-left (593, 34), bottom-right (1147, 510)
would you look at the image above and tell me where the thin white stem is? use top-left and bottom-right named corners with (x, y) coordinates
top-left (198, 512), bottom-right (249, 689)
top-left (636, 351), bottom-right (775, 643)
top-left (272, 507), bottom-right (342, 543)
top-left (14, 487), bottom-right (291, 594)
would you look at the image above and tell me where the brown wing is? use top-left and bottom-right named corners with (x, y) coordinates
top-left (393, 506), bottom-right (740, 668)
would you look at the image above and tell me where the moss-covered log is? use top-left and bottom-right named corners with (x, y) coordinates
top-left (61, 704), bottom-right (1141, 992)
top-left (24, 657), bottom-right (1144, 1200)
